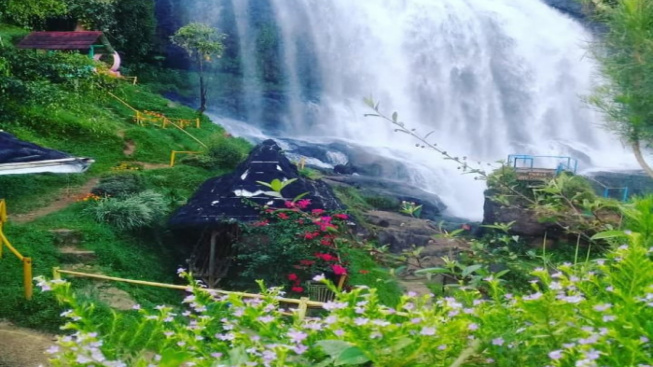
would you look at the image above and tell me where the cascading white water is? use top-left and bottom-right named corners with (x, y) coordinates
top-left (216, 0), bottom-right (636, 220)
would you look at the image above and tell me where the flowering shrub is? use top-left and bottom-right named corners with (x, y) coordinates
top-left (231, 199), bottom-right (351, 294)
top-left (77, 193), bottom-right (102, 202)
top-left (38, 224), bottom-right (653, 366)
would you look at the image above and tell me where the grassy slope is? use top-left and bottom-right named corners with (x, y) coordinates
top-left (0, 24), bottom-right (401, 331)
top-left (0, 24), bottom-right (244, 330)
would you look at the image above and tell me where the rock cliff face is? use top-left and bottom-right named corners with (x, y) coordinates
top-left (361, 211), bottom-right (470, 266)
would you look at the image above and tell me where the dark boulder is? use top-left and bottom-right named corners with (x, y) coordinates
top-left (169, 139), bottom-right (342, 229)
top-left (323, 175), bottom-right (446, 221)
top-left (482, 192), bottom-right (564, 239)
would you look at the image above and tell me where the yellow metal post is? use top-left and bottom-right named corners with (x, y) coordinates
top-left (170, 151), bottom-right (177, 167)
top-left (297, 297), bottom-right (309, 321)
top-left (23, 257), bottom-right (32, 300)
top-left (0, 199), bottom-right (5, 259)
top-left (53, 266), bottom-right (61, 280)
top-left (196, 118), bottom-right (200, 128)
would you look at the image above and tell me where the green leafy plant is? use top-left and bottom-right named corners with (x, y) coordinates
top-left (84, 190), bottom-right (168, 231)
top-left (399, 200), bottom-right (422, 218)
top-left (36, 197), bottom-right (653, 366)
top-left (92, 172), bottom-right (145, 198)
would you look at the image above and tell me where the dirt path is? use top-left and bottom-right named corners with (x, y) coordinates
top-left (0, 322), bottom-right (54, 367)
top-left (11, 178), bottom-right (100, 224)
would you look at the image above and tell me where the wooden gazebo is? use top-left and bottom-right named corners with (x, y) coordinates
top-left (18, 31), bottom-right (121, 72)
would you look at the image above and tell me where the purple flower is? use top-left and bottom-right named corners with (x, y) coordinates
top-left (420, 327), bottom-right (436, 336)
top-left (468, 323), bottom-right (479, 331)
top-left (593, 303), bottom-right (612, 312)
top-left (292, 344), bottom-right (308, 355)
top-left (313, 274), bottom-right (325, 282)
top-left (258, 315), bottom-right (275, 323)
top-left (438, 345), bottom-right (447, 350)
top-left (603, 315), bottom-right (617, 322)
top-left (586, 349), bottom-right (600, 360)
top-left (323, 301), bottom-right (347, 311)
top-left (524, 292), bottom-right (543, 301)
top-left (354, 318), bottom-right (369, 326)
top-left (45, 346), bottom-right (59, 354)
top-left (211, 352), bottom-right (223, 358)
top-left (492, 338), bottom-right (505, 346)
top-left (549, 350), bottom-right (563, 360)
top-left (287, 330), bottom-right (308, 344)
top-left (334, 329), bottom-right (345, 336)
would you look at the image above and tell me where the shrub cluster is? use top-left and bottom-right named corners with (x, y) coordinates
top-left (92, 173), bottom-right (146, 198)
top-left (38, 218), bottom-right (653, 366)
top-left (232, 200), bottom-right (351, 293)
top-left (84, 190), bottom-right (169, 231)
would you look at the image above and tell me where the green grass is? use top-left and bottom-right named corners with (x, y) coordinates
top-left (342, 247), bottom-right (403, 307)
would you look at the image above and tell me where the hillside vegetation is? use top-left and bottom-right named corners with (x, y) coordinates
top-left (0, 23), bottom-right (253, 331)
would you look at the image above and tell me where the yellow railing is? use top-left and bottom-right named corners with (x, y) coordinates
top-left (52, 268), bottom-right (321, 320)
top-left (134, 111), bottom-right (200, 130)
top-left (0, 199), bottom-right (33, 300)
top-left (170, 150), bottom-right (203, 167)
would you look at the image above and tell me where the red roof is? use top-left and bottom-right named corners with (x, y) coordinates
top-left (18, 31), bottom-right (104, 50)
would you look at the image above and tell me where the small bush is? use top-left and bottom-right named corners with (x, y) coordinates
top-left (85, 190), bottom-right (169, 231)
top-left (179, 154), bottom-right (216, 169)
top-left (92, 172), bottom-right (145, 198)
top-left (206, 135), bottom-right (250, 169)
top-left (364, 195), bottom-right (400, 211)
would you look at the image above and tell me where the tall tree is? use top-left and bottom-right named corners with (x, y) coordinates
top-left (585, 0), bottom-right (653, 178)
top-left (170, 22), bottom-right (225, 114)
top-left (0, 0), bottom-right (67, 27)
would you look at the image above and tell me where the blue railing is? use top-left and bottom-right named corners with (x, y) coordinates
top-left (507, 154), bottom-right (578, 174)
top-left (602, 187), bottom-right (629, 202)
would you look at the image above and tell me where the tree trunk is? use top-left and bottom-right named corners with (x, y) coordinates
top-left (198, 57), bottom-right (207, 115)
top-left (632, 139), bottom-right (653, 179)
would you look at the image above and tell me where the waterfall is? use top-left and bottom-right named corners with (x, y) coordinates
top-left (203, 0), bottom-right (635, 220)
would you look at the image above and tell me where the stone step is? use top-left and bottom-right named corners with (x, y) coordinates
top-left (49, 229), bottom-right (83, 247)
top-left (58, 247), bottom-right (97, 263)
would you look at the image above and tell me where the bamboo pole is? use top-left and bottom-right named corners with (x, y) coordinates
top-left (23, 258), bottom-right (32, 300)
top-left (55, 269), bottom-right (325, 307)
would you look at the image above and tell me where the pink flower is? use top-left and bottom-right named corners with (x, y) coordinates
top-left (284, 201), bottom-right (295, 208)
top-left (311, 209), bottom-right (325, 215)
top-left (296, 199), bottom-right (312, 209)
top-left (291, 286), bottom-right (304, 293)
top-left (315, 253), bottom-right (337, 262)
top-left (288, 273), bottom-right (298, 281)
top-left (334, 213), bottom-right (349, 220)
top-left (303, 231), bottom-right (319, 240)
top-left (253, 220), bottom-right (269, 227)
top-left (278, 212), bottom-right (289, 220)
top-left (332, 264), bottom-right (347, 276)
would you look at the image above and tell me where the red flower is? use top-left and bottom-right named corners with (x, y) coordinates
top-left (252, 220), bottom-right (269, 227)
top-left (303, 231), bottom-right (320, 240)
top-left (291, 286), bottom-right (304, 293)
top-left (311, 209), bottom-right (325, 215)
top-left (278, 212), bottom-right (289, 220)
top-left (299, 260), bottom-right (315, 266)
top-left (284, 201), bottom-right (295, 208)
top-left (332, 264), bottom-right (347, 276)
top-left (320, 239), bottom-right (333, 246)
top-left (288, 273), bottom-right (298, 281)
top-left (296, 199), bottom-right (312, 209)
top-left (359, 270), bottom-right (370, 274)
top-left (334, 213), bottom-right (349, 220)
top-left (315, 253), bottom-right (337, 262)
